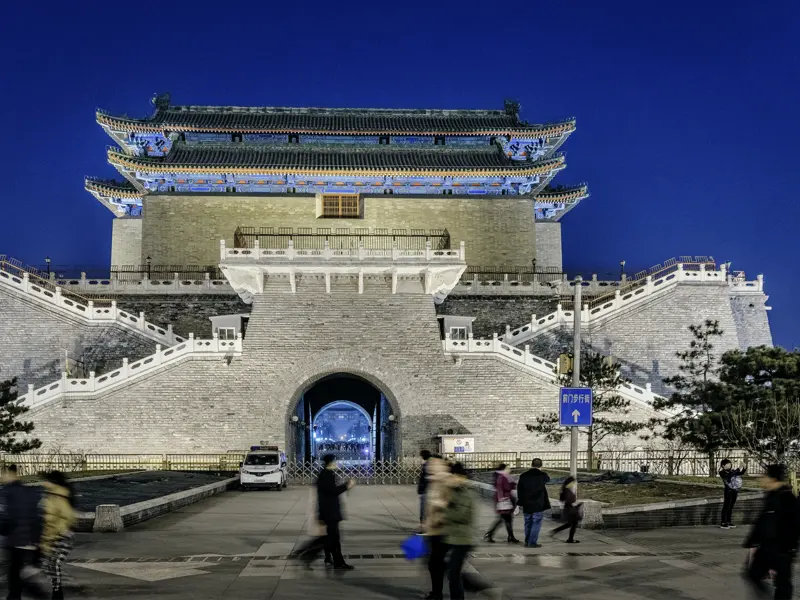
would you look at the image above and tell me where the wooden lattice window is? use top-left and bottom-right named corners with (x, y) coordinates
top-left (321, 194), bottom-right (361, 218)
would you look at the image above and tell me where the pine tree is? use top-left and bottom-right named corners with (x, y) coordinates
top-left (526, 351), bottom-right (647, 469)
top-left (653, 320), bottom-right (730, 474)
top-left (0, 378), bottom-right (42, 454)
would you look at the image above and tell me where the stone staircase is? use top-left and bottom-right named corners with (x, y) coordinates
top-left (441, 334), bottom-right (671, 414)
top-left (498, 259), bottom-right (732, 347)
top-left (22, 333), bottom-right (243, 410)
top-left (0, 255), bottom-right (184, 347)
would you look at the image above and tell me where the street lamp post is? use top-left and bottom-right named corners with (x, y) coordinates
top-left (146, 256), bottom-right (152, 280)
top-left (619, 260), bottom-right (626, 281)
top-left (45, 256), bottom-right (51, 277)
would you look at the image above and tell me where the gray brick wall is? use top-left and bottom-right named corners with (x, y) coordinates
top-left (730, 294), bottom-right (773, 349)
top-left (140, 194), bottom-right (536, 267)
top-left (584, 284), bottom-right (741, 395)
top-left (534, 222), bottom-right (562, 271)
top-left (0, 286), bottom-right (157, 389)
top-left (25, 286), bottom-right (667, 455)
top-left (110, 295), bottom-right (248, 338)
top-left (111, 218), bottom-right (143, 267)
top-left (435, 295), bottom-right (561, 339)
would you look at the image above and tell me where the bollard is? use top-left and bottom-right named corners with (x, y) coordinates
top-left (93, 504), bottom-right (124, 532)
top-left (580, 500), bottom-right (604, 529)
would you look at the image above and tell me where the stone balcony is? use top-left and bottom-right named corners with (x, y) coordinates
top-left (218, 239), bottom-right (467, 303)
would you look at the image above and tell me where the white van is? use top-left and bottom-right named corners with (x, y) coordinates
top-left (239, 445), bottom-right (288, 490)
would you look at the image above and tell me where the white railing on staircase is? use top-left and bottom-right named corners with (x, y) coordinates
top-left (22, 334), bottom-right (243, 410)
top-left (0, 270), bottom-right (185, 346)
top-left (498, 263), bottom-right (732, 346)
top-left (442, 333), bottom-right (666, 412)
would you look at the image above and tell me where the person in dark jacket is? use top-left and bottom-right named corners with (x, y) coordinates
top-left (316, 454), bottom-right (355, 570)
top-left (1, 464), bottom-right (44, 600)
top-left (744, 463), bottom-right (799, 599)
top-left (550, 476), bottom-right (581, 543)
top-left (719, 458), bottom-right (746, 529)
top-left (515, 458), bottom-right (551, 548)
top-left (418, 450), bottom-right (431, 526)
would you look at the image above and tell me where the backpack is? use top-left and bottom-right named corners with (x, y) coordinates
top-left (729, 475), bottom-right (743, 490)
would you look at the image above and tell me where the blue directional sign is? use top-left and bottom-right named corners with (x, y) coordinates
top-left (559, 387), bottom-right (593, 427)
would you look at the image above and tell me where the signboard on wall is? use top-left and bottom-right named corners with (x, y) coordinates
top-left (438, 435), bottom-right (476, 454)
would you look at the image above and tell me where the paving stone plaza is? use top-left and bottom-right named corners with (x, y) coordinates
top-left (28, 485), bottom-right (758, 600)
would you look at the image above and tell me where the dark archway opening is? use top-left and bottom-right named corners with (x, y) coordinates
top-left (289, 374), bottom-right (399, 463)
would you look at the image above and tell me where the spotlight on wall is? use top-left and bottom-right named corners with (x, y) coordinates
top-left (291, 415), bottom-right (299, 423)
top-left (388, 414), bottom-right (396, 422)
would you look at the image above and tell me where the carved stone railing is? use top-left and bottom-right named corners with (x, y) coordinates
top-left (498, 263), bottom-right (733, 346)
top-left (442, 334), bottom-right (668, 412)
top-left (220, 239), bottom-right (466, 262)
top-left (22, 334), bottom-right (243, 410)
top-left (0, 269), bottom-right (185, 346)
top-left (51, 273), bottom-right (233, 295)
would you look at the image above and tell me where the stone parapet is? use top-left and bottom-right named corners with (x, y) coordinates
top-left (23, 334), bottom-right (242, 410)
top-left (0, 269), bottom-right (185, 347)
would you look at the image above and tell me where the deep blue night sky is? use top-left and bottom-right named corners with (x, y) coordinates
top-left (2, 1), bottom-right (798, 348)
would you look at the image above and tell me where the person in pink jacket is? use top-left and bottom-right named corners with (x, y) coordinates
top-left (483, 463), bottom-right (521, 544)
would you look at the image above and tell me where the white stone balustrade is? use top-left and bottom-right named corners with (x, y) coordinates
top-left (23, 333), bottom-right (243, 410)
top-left (52, 272), bottom-right (233, 295)
top-left (220, 239), bottom-right (466, 263)
top-left (0, 270), bottom-right (186, 346)
top-left (498, 263), bottom-right (738, 346)
top-left (442, 333), bottom-right (667, 412)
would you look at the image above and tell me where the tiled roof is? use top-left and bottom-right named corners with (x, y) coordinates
top-left (97, 101), bottom-right (576, 136)
top-left (534, 184), bottom-right (589, 203)
top-left (109, 144), bottom-right (566, 176)
top-left (84, 177), bottom-right (142, 198)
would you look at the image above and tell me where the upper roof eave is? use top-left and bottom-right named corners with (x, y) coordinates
top-left (533, 184), bottom-right (590, 203)
top-left (84, 177), bottom-right (143, 199)
top-left (96, 110), bottom-right (576, 138)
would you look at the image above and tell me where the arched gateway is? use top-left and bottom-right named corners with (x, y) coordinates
top-left (285, 373), bottom-right (401, 463)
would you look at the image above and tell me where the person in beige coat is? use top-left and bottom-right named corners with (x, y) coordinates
top-left (40, 471), bottom-right (76, 600)
top-left (422, 456), bottom-right (456, 600)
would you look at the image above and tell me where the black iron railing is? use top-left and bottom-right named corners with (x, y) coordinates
top-left (233, 227), bottom-right (450, 251)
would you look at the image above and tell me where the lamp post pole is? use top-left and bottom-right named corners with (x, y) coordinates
top-left (45, 256), bottom-right (51, 277)
top-left (570, 276), bottom-right (582, 481)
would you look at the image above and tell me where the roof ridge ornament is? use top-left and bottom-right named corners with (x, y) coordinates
top-left (504, 99), bottom-right (520, 118)
top-left (151, 93), bottom-right (171, 110)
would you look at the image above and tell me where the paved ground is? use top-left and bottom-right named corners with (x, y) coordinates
top-left (17, 485), bottom-right (765, 598)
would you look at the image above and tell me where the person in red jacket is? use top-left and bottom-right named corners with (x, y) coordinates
top-left (483, 463), bottom-right (521, 544)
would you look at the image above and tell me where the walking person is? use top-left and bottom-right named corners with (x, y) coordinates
top-left (0, 464), bottom-right (44, 600)
top-left (294, 454), bottom-right (354, 570)
top-left (421, 456), bottom-right (453, 600)
top-left (483, 463), bottom-right (520, 544)
top-left (550, 476), bottom-right (581, 544)
top-left (418, 450), bottom-right (432, 528)
top-left (442, 463), bottom-right (501, 600)
top-left (743, 464), bottom-right (799, 599)
top-left (316, 454), bottom-right (355, 570)
top-left (516, 458), bottom-right (551, 548)
top-left (40, 471), bottom-right (76, 599)
top-left (719, 459), bottom-right (746, 529)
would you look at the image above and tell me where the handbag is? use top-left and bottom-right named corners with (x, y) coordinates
top-left (496, 498), bottom-right (514, 512)
top-left (400, 534), bottom-right (429, 560)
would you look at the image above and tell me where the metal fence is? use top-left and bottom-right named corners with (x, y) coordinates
top-left (0, 450), bottom-right (761, 480)
top-left (233, 227), bottom-right (450, 251)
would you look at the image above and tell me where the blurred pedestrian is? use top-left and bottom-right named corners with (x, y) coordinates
top-left (0, 464), bottom-right (44, 600)
top-left (483, 463), bottom-right (520, 544)
top-left (418, 450), bottom-right (432, 528)
top-left (442, 462), bottom-right (501, 600)
top-left (316, 454), bottom-right (355, 570)
top-left (550, 476), bottom-right (581, 544)
top-left (743, 464), bottom-right (799, 599)
top-left (40, 471), bottom-right (76, 599)
top-left (516, 458), bottom-right (551, 548)
top-left (422, 455), bottom-right (453, 600)
top-left (719, 459), bottom-right (746, 529)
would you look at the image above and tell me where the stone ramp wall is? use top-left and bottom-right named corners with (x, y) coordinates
top-left (0, 285), bottom-right (157, 389)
